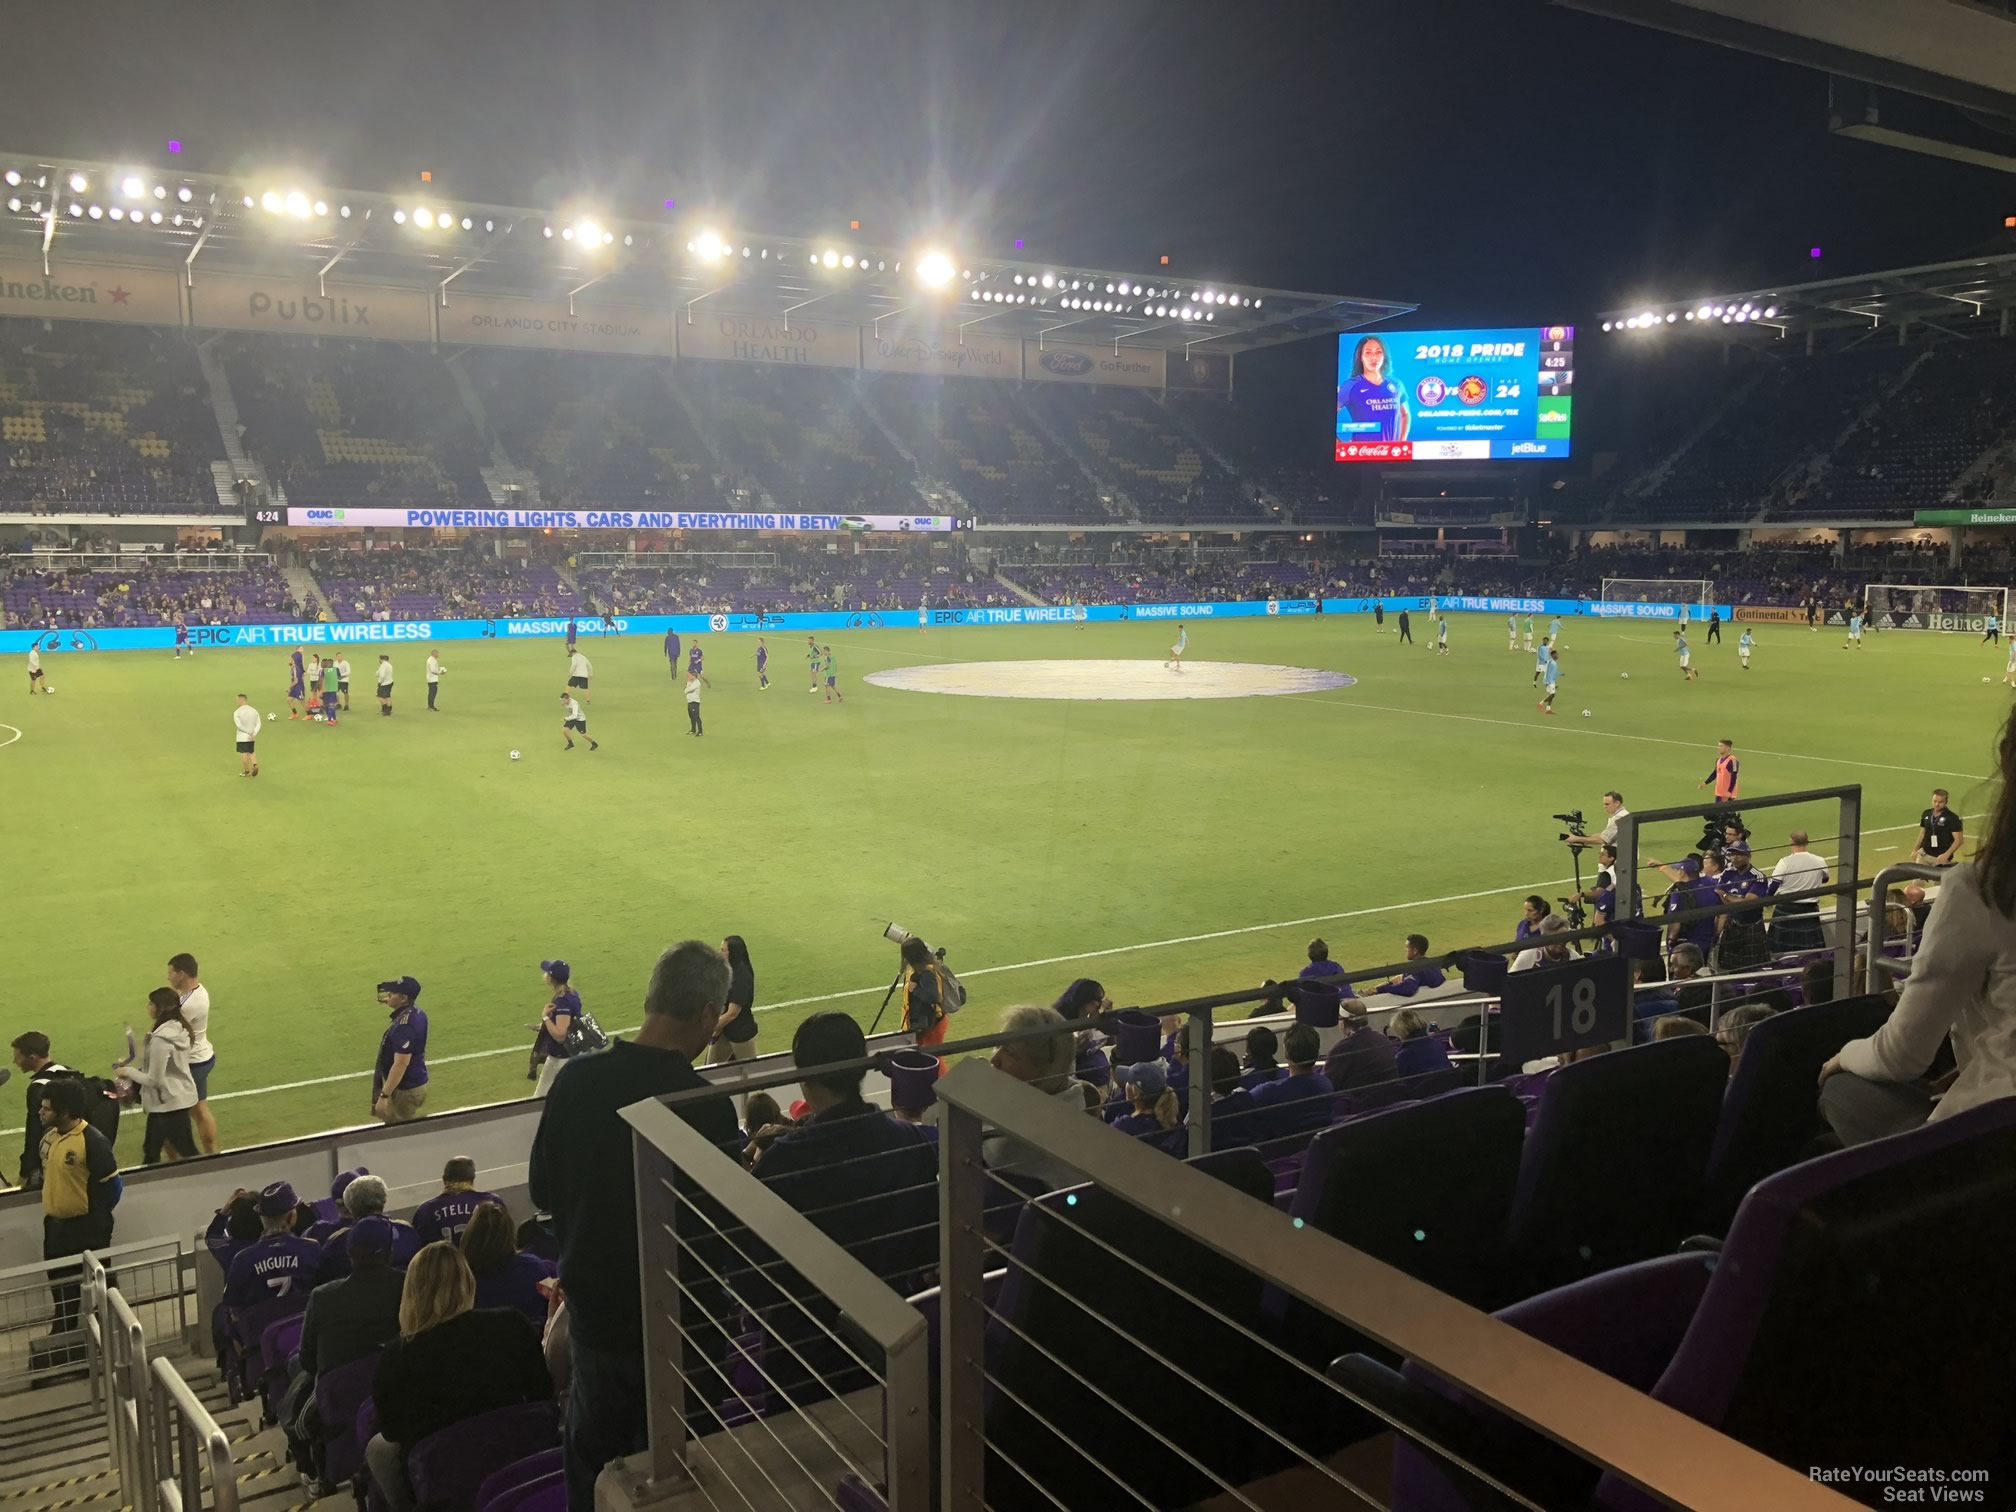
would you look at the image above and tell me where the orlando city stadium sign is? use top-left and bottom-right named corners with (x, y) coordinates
top-left (283, 507), bottom-right (959, 532)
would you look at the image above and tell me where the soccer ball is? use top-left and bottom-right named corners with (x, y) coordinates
top-left (1582, 709), bottom-right (1592, 718)
top-left (43, 685), bottom-right (53, 694)
top-left (1985, 677), bottom-right (1993, 684)
top-left (1621, 672), bottom-right (1630, 679)
top-left (509, 749), bottom-right (521, 762)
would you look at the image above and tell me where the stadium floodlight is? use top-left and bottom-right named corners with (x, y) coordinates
top-left (822, 249), bottom-right (839, 268)
top-left (915, 250), bottom-right (955, 289)
top-left (1039, 272), bottom-right (1054, 288)
top-left (86, 204), bottom-right (102, 219)
top-left (120, 176), bottom-right (143, 199)
top-left (1012, 273), bottom-right (1024, 285)
top-left (1666, 312), bottom-right (1677, 322)
top-left (842, 253), bottom-right (856, 268)
top-left (171, 213), bottom-right (183, 226)
top-left (415, 207), bottom-right (435, 228)
top-left (1600, 320), bottom-right (1612, 331)
top-left (1764, 305), bottom-right (1778, 318)
top-left (623, 233), bottom-right (632, 246)
top-left (260, 191), bottom-right (283, 213)
top-left (4, 198), bottom-right (16, 214)
top-left (1682, 312), bottom-right (1693, 321)
top-left (692, 230), bottom-right (727, 260)
top-left (561, 227), bottom-right (574, 240)
top-left (2, 170), bottom-right (18, 187)
top-left (67, 202), bottom-right (82, 217)
top-left (68, 172), bottom-right (87, 193)
top-left (285, 191), bottom-right (309, 217)
top-left (394, 210), bottom-right (408, 225)
top-left (573, 219), bottom-right (600, 245)
top-left (153, 184), bottom-right (166, 200)
top-left (1712, 304), bottom-right (1725, 316)
top-left (314, 200), bottom-right (330, 217)
top-left (108, 206), bottom-right (124, 221)
top-left (176, 186), bottom-right (193, 203)
top-left (148, 210), bottom-right (162, 224)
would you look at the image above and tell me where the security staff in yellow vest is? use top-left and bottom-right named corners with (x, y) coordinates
top-left (39, 1078), bottom-right (119, 1343)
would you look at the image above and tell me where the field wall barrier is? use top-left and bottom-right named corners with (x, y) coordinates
top-left (0, 593), bottom-right (1732, 654)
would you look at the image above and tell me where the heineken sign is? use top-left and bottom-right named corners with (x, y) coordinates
top-left (1914, 508), bottom-right (2016, 526)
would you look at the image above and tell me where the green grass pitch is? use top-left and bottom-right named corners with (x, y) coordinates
top-left (5, 612), bottom-right (2007, 1159)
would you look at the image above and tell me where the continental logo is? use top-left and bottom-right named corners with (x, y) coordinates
top-left (1038, 349), bottom-right (1093, 376)
top-left (1733, 606), bottom-right (1808, 624)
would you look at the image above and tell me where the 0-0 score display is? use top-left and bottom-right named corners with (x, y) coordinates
top-left (1335, 325), bottom-right (1575, 463)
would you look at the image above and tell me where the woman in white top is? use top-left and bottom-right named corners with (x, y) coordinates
top-left (1821, 712), bottom-right (2016, 1144)
top-left (118, 988), bottom-right (201, 1164)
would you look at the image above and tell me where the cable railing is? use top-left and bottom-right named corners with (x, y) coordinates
top-left (930, 1058), bottom-right (1858, 1512)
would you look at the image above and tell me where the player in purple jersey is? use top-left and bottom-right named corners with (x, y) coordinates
top-left (174, 616), bottom-right (191, 658)
top-left (756, 636), bottom-right (769, 689)
top-left (688, 640), bottom-right (703, 676)
top-left (287, 650), bottom-right (306, 720)
top-left (565, 617), bottom-right (578, 652)
top-left (663, 627), bottom-right (681, 678)
top-left (1339, 336), bottom-right (1410, 443)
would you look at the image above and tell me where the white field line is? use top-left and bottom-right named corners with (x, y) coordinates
top-left (0, 724), bottom-right (20, 750)
top-left (2, 816), bottom-right (1937, 1130)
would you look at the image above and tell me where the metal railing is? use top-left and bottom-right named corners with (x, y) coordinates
top-left (150, 1356), bottom-right (238, 1512)
top-left (100, 1279), bottom-right (159, 1511)
top-left (931, 1058), bottom-right (1857, 1511)
top-left (0, 1236), bottom-right (188, 1388)
top-left (619, 1095), bottom-right (931, 1511)
top-left (1866, 861), bottom-right (1948, 993)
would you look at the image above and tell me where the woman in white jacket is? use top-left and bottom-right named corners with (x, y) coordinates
top-left (1820, 712), bottom-right (2016, 1144)
top-left (118, 988), bottom-right (200, 1163)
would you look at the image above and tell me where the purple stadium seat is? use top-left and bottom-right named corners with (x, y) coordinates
top-left (228, 1296), bottom-right (306, 1402)
top-left (405, 1400), bottom-right (561, 1512)
top-left (1694, 993), bottom-right (1893, 1234)
top-left (313, 1350), bottom-right (379, 1487)
top-left (259, 1312), bottom-right (306, 1423)
top-left (354, 1397), bottom-right (389, 1512)
top-left (1337, 1095), bottom-right (2016, 1511)
top-left (1505, 1036), bottom-right (1728, 1294)
top-left (473, 1448), bottom-right (564, 1512)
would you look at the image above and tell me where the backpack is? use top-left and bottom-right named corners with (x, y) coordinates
top-left (565, 1008), bottom-right (611, 1055)
top-left (929, 961), bottom-right (968, 1015)
top-left (36, 1067), bottom-right (121, 1147)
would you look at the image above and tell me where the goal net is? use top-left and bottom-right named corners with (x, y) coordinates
top-left (1600, 578), bottom-right (1713, 617)
top-left (1863, 583), bottom-right (2009, 632)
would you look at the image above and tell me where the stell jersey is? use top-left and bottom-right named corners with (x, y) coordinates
top-left (412, 1187), bottom-right (503, 1246)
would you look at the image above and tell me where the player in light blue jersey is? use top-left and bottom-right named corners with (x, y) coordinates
top-left (1435, 614), bottom-right (1450, 656)
top-left (1845, 612), bottom-right (1864, 648)
top-left (1738, 628), bottom-right (1754, 669)
top-left (1507, 614), bottom-right (1518, 651)
top-left (1548, 616), bottom-right (1563, 648)
top-left (1165, 621), bottom-right (1188, 671)
top-left (1674, 628), bottom-right (1697, 681)
top-left (1538, 647), bottom-right (1560, 715)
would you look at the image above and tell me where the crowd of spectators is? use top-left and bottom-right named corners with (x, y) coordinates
top-left (305, 545), bottom-right (580, 622)
top-left (1, 561), bottom-right (302, 629)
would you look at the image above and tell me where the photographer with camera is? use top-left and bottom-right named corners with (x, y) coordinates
top-left (897, 935), bottom-right (960, 1049)
top-left (1564, 792), bottom-right (1631, 854)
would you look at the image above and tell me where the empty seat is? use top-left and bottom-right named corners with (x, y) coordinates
top-left (1506, 1037), bottom-right (1728, 1293)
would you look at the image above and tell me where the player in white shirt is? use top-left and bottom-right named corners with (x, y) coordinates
top-left (1738, 629), bottom-right (1754, 669)
top-left (1506, 614), bottom-right (1518, 651)
top-left (685, 668), bottom-right (710, 736)
top-left (375, 654), bottom-right (395, 716)
top-left (167, 950), bottom-right (219, 1154)
top-left (232, 693), bottom-right (261, 778)
top-left (560, 690), bottom-right (599, 751)
top-left (334, 655), bottom-right (352, 711)
top-left (425, 652), bottom-right (447, 711)
top-left (567, 649), bottom-right (593, 703)
top-left (26, 646), bottom-right (45, 694)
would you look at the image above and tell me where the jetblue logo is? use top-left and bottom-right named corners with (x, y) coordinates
top-left (1510, 441), bottom-right (1547, 455)
top-left (1038, 350), bottom-right (1092, 376)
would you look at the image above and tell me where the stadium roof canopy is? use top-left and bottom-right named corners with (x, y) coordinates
top-left (1593, 253), bottom-right (2016, 350)
top-left (0, 151), bottom-right (1416, 357)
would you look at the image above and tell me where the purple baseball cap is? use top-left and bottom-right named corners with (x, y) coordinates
top-left (257, 1181), bottom-right (298, 1218)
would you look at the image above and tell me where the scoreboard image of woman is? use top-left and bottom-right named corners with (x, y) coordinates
top-left (1337, 335), bottom-right (1411, 444)
top-left (1336, 325), bottom-right (1574, 462)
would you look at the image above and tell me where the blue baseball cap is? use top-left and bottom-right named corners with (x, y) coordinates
top-left (332, 1167), bottom-right (369, 1201)
top-left (541, 960), bottom-right (571, 984)
top-left (1680, 857), bottom-right (1703, 876)
top-left (377, 976), bottom-right (422, 1000)
top-left (1114, 1060), bottom-right (1168, 1097)
top-left (347, 1215), bottom-right (394, 1260)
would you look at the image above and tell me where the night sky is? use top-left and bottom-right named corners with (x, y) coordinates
top-left (7, 0), bottom-right (2011, 453)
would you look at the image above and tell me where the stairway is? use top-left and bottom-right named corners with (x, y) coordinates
top-left (661, 369), bottom-right (767, 509)
top-left (284, 565), bottom-right (326, 617)
top-left (195, 337), bottom-right (285, 510)
top-left (1010, 390), bottom-right (1136, 521)
top-left (995, 571), bottom-right (1046, 606)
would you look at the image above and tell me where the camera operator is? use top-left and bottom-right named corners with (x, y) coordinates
top-left (899, 938), bottom-right (953, 1049)
top-left (1566, 792), bottom-right (1631, 854)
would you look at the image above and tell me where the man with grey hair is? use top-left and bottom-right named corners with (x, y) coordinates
top-left (981, 1005), bottom-right (1093, 1192)
top-left (315, 1173), bottom-right (421, 1283)
top-left (530, 940), bottom-right (738, 1512)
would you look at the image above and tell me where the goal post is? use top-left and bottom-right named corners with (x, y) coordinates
top-left (1862, 583), bottom-right (2008, 633)
top-left (1600, 578), bottom-right (1713, 617)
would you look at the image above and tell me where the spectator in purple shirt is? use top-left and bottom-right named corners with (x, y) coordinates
top-left (204, 1189), bottom-right (263, 1278)
top-left (1240, 1026), bottom-right (1283, 1090)
top-left (1325, 1010), bottom-right (1399, 1091)
top-left (223, 1182), bottom-right (323, 1309)
top-left (412, 1157), bottom-right (502, 1247)
top-left (1110, 1060), bottom-right (1185, 1154)
top-left (1299, 937), bottom-right (1347, 983)
top-left (309, 1168), bottom-right (369, 1230)
top-left (1514, 897), bottom-right (1552, 944)
top-left (1250, 1025), bottom-right (1334, 1141)
top-left (1200, 1048), bottom-right (1265, 1146)
top-left (460, 1201), bottom-right (554, 1324)
top-left (1377, 935), bottom-right (1448, 997)
top-left (1389, 1009), bottom-right (1454, 1080)
top-left (317, 1175), bottom-right (422, 1284)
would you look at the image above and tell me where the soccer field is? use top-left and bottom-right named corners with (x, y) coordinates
top-left (6, 612), bottom-right (2007, 1158)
